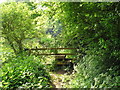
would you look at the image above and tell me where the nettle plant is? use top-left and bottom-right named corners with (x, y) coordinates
top-left (2, 54), bottom-right (52, 89)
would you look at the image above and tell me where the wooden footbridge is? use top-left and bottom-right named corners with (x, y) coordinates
top-left (24, 48), bottom-right (78, 65)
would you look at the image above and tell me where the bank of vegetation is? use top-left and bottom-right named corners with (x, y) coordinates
top-left (0, 1), bottom-right (120, 89)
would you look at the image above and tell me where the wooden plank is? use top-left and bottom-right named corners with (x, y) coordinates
top-left (24, 48), bottom-right (78, 51)
top-left (55, 55), bottom-right (66, 59)
top-left (36, 53), bottom-right (76, 55)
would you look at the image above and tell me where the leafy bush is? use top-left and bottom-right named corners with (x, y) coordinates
top-left (70, 48), bottom-right (120, 88)
top-left (2, 54), bottom-right (52, 89)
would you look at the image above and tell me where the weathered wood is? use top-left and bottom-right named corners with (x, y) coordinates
top-left (55, 55), bottom-right (66, 60)
top-left (36, 53), bottom-right (76, 55)
top-left (24, 48), bottom-right (78, 51)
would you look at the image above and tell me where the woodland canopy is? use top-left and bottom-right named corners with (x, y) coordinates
top-left (0, 1), bottom-right (120, 89)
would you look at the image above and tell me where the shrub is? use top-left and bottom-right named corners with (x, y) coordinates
top-left (70, 48), bottom-right (120, 88)
top-left (2, 54), bottom-right (52, 89)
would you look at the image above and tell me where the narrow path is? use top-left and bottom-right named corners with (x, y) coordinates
top-left (50, 70), bottom-right (66, 88)
top-left (49, 65), bottom-right (73, 88)
top-left (44, 57), bottom-right (75, 88)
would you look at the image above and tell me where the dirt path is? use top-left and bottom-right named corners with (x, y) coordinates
top-left (49, 68), bottom-right (73, 88)
top-left (50, 70), bottom-right (66, 88)
top-left (44, 58), bottom-right (74, 88)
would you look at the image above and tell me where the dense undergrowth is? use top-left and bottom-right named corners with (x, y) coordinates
top-left (47, 2), bottom-right (120, 88)
top-left (2, 53), bottom-right (52, 89)
top-left (71, 48), bottom-right (120, 88)
top-left (1, 2), bottom-right (120, 89)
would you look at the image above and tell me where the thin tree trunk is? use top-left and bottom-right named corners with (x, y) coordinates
top-left (6, 37), bottom-right (17, 54)
top-left (17, 40), bottom-right (23, 54)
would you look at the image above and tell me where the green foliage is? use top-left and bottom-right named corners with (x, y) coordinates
top-left (1, 2), bottom-right (35, 54)
top-left (43, 2), bottom-right (120, 88)
top-left (71, 49), bottom-right (120, 88)
top-left (1, 1), bottom-right (120, 89)
top-left (2, 54), bottom-right (52, 89)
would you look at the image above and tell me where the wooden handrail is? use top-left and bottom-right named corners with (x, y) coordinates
top-left (35, 53), bottom-right (76, 55)
top-left (24, 48), bottom-right (78, 51)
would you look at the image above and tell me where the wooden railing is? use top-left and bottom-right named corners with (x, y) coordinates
top-left (24, 48), bottom-right (78, 64)
top-left (24, 48), bottom-right (78, 55)
top-left (24, 48), bottom-right (78, 50)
